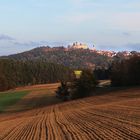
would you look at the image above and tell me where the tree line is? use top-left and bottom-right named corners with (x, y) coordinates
top-left (1, 55), bottom-right (139, 92)
top-left (111, 55), bottom-right (140, 86)
top-left (0, 59), bottom-right (72, 91)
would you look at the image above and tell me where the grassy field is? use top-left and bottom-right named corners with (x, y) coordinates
top-left (0, 91), bottom-right (29, 112)
top-left (0, 85), bottom-right (139, 140)
top-left (0, 83), bottom-right (60, 113)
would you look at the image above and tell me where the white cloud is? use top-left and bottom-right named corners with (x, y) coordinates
top-left (97, 43), bottom-right (140, 52)
top-left (0, 34), bottom-right (15, 41)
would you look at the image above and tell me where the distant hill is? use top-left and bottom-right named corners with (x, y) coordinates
top-left (1, 46), bottom-right (139, 69)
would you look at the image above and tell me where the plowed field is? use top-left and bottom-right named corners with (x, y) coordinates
top-left (0, 87), bottom-right (140, 140)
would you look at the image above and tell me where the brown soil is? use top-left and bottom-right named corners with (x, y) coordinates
top-left (0, 87), bottom-right (140, 140)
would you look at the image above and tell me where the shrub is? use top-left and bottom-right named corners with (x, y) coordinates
top-left (56, 81), bottom-right (70, 101)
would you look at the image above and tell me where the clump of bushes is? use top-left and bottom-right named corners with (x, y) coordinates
top-left (56, 70), bottom-right (98, 100)
top-left (56, 81), bottom-right (70, 101)
top-left (70, 70), bottom-right (98, 99)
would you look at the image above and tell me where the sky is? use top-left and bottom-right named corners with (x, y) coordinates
top-left (0, 0), bottom-right (140, 55)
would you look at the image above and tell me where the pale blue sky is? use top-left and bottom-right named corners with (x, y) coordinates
top-left (0, 0), bottom-right (140, 55)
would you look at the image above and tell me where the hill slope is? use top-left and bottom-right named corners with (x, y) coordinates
top-left (2, 46), bottom-right (140, 69)
top-left (2, 46), bottom-right (112, 69)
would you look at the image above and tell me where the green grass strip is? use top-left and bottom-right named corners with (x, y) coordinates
top-left (0, 91), bottom-right (29, 112)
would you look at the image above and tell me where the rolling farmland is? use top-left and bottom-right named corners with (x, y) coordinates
top-left (0, 86), bottom-right (140, 140)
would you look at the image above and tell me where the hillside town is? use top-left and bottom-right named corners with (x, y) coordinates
top-left (67, 42), bottom-right (137, 57)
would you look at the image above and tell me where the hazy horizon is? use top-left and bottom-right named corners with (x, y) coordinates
top-left (1, 42), bottom-right (140, 57)
top-left (0, 0), bottom-right (140, 55)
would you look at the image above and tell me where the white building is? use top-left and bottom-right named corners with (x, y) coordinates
top-left (68, 42), bottom-right (88, 49)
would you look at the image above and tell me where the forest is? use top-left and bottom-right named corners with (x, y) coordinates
top-left (111, 55), bottom-right (140, 86)
top-left (0, 55), bottom-right (139, 92)
top-left (0, 59), bottom-right (72, 91)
